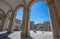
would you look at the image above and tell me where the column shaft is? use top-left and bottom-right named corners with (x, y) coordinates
top-left (53, 0), bottom-right (60, 19)
top-left (7, 12), bottom-right (16, 33)
top-left (0, 15), bottom-right (7, 31)
top-left (47, 0), bottom-right (60, 37)
top-left (21, 7), bottom-right (30, 36)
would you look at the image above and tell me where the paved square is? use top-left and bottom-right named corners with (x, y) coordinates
top-left (0, 31), bottom-right (59, 39)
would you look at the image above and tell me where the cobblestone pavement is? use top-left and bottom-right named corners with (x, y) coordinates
top-left (0, 31), bottom-right (60, 39)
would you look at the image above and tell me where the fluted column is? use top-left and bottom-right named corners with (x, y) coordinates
top-left (7, 12), bottom-right (16, 33)
top-left (0, 15), bottom-right (8, 31)
top-left (47, 0), bottom-right (60, 37)
top-left (21, 7), bottom-right (30, 36)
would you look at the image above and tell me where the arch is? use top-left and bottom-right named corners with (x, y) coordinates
top-left (14, 5), bottom-right (24, 14)
top-left (0, 0), bottom-right (13, 15)
top-left (5, 10), bottom-right (13, 30)
top-left (29, 0), bottom-right (60, 37)
top-left (6, 10), bottom-right (13, 16)
top-left (28, 0), bottom-right (47, 10)
top-left (14, 5), bottom-right (24, 31)
top-left (1, 0), bottom-right (12, 9)
top-left (28, 0), bottom-right (38, 10)
top-left (0, 9), bottom-right (5, 22)
top-left (30, 1), bottom-right (51, 30)
top-left (0, 9), bottom-right (5, 15)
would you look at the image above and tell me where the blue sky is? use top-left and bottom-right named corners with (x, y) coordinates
top-left (16, 1), bottom-right (50, 24)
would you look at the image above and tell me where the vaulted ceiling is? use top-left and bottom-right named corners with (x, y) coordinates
top-left (0, 0), bottom-right (46, 14)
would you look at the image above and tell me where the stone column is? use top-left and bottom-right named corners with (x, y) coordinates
top-left (7, 12), bottom-right (16, 33)
top-left (21, 7), bottom-right (30, 36)
top-left (53, 0), bottom-right (60, 19)
top-left (0, 15), bottom-right (7, 31)
top-left (53, 37), bottom-right (59, 39)
top-left (46, 0), bottom-right (60, 37)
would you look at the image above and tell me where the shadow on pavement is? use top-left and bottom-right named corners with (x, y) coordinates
top-left (21, 36), bottom-right (34, 39)
top-left (0, 32), bottom-right (11, 39)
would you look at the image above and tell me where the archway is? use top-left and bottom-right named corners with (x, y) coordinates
top-left (30, 1), bottom-right (53, 37)
top-left (14, 8), bottom-right (23, 31)
top-left (4, 11), bottom-right (12, 30)
top-left (0, 9), bottom-right (6, 31)
top-left (0, 9), bottom-right (4, 25)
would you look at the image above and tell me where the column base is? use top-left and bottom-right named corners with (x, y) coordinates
top-left (21, 35), bottom-right (30, 37)
top-left (21, 31), bottom-right (30, 36)
top-left (53, 35), bottom-right (60, 37)
top-left (21, 33), bottom-right (30, 37)
top-left (7, 31), bottom-right (13, 33)
top-left (53, 37), bottom-right (59, 39)
top-left (0, 29), bottom-right (4, 31)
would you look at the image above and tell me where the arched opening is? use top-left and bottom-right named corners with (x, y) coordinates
top-left (30, 1), bottom-right (53, 36)
top-left (0, 10), bottom-right (4, 25)
top-left (14, 8), bottom-right (23, 31)
top-left (5, 11), bottom-right (12, 30)
top-left (0, 10), bottom-right (3, 20)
